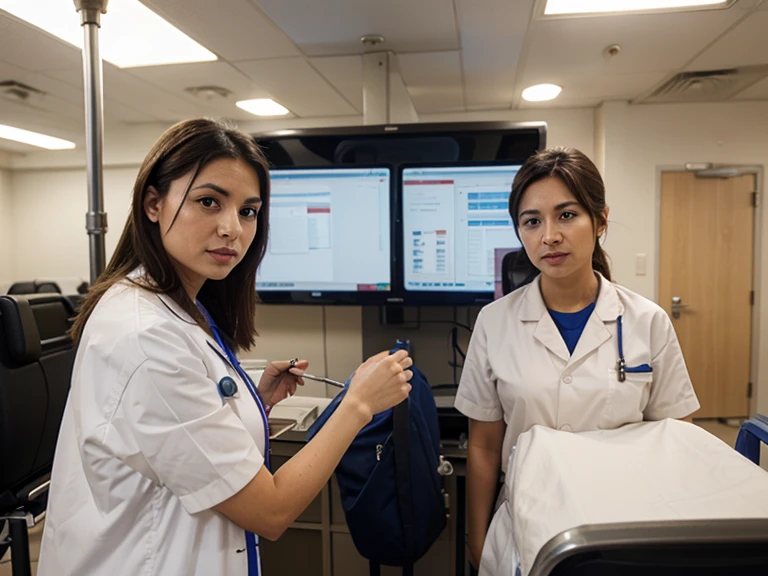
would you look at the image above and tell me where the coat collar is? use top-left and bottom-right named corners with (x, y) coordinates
top-left (518, 272), bottom-right (624, 365)
top-left (128, 266), bottom-right (231, 361)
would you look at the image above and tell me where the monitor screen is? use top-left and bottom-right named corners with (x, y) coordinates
top-left (257, 167), bottom-right (392, 301)
top-left (401, 165), bottom-right (522, 299)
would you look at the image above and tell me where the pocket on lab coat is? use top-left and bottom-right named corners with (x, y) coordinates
top-left (604, 369), bottom-right (653, 428)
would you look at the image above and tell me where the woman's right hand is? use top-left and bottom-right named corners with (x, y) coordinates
top-left (344, 349), bottom-right (413, 420)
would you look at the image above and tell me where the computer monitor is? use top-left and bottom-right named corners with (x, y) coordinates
top-left (401, 164), bottom-right (523, 305)
top-left (257, 167), bottom-right (392, 304)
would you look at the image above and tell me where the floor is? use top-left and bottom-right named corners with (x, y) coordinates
top-left (0, 419), bottom-right (751, 576)
top-left (0, 522), bottom-right (42, 576)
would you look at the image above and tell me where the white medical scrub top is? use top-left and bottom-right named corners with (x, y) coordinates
top-left (38, 274), bottom-right (266, 576)
top-left (455, 273), bottom-right (700, 474)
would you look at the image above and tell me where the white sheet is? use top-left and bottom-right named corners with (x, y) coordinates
top-left (506, 420), bottom-right (768, 576)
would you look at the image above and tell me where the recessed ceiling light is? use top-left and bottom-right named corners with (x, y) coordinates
top-left (0, 0), bottom-right (217, 68)
top-left (544, 0), bottom-right (729, 16)
top-left (0, 124), bottom-right (76, 150)
top-left (236, 99), bottom-right (291, 117)
top-left (522, 84), bottom-right (563, 102)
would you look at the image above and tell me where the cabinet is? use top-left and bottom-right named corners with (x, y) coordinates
top-left (260, 437), bottom-right (467, 576)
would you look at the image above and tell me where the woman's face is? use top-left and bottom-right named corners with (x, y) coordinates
top-left (144, 157), bottom-right (262, 299)
top-left (517, 175), bottom-right (607, 281)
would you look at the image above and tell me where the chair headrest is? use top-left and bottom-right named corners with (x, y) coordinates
top-left (7, 280), bottom-right (62, 295)
top-left (34, 281), bottom-right (62, 294)
top-left (0, 294), bottom-right (75, 364)
top-left (7, 281), bottom-right (36, 295)
top-left (0, 296), bottom-right (41, 363)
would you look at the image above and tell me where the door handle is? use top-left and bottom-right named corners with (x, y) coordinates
top-left (671, 296), bottom-right (689, 319)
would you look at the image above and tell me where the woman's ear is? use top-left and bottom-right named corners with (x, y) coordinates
top-left (143, 186), bottom-right (162, 223)
top-left (598, 205), bottom-right (610, 237)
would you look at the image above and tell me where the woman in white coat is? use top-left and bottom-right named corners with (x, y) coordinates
top-left (38, 119), bottom-right (413, 576)
top-left (455, 147), bottom-right (700, 575)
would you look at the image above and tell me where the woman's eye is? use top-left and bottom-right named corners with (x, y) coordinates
top-left (524, 218), bottom-right (540, 227)
top-left (198, 197), bottom-right (217, 208)
top-left (240, 207), bottom-right (258, 219)
top-left (561, 211), bottom-right (577, 220)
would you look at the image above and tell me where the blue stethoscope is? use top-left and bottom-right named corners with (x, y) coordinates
top-left (198, 303), bottom-right (268, 576)
top-left (616, 315), bottom-right (653, 382)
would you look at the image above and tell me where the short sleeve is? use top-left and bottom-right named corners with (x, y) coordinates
top-left (122, 320), bottom-right (263, 514)
top-left (643, 311), bottom-right (701, 421)
top-left (455, 309), bottom-right (504, 422)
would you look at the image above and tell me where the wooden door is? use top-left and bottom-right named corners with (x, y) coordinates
top-left (659, 172), bottom-right (755, 418)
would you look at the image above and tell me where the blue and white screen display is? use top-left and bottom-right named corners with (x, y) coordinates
top-left (257, 168), bottom-right (391, 292)
top-left (402, 165), bottom-right (522, 293)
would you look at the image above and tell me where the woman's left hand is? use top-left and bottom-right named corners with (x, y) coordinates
top-left (257, 358), bottom-right (308, 408)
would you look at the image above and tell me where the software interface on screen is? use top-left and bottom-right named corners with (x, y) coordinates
top-left (257, 168), bottom-right (391, 292)
top-left (402, 165), bottom-right (522, 292)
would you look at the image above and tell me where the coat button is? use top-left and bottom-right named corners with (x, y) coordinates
top-left (560, 424), bottom-right (573, 432)
top-left (562, 375), bottom-right (573, 384)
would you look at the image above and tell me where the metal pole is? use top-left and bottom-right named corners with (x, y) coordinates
top-left (74, 0), bottom-right (109, 284)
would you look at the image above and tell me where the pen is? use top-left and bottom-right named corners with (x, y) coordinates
top-left (300, 372), bottom-right (346, 388)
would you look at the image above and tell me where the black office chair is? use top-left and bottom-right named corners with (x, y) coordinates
top-left (529, 519), bottom-right (768, 576)
top-left (7, 281), bottom-right (62, 295)
top-left (0, 294), bottom-right (76, 576)
top-left (501, 249), bottom-right (537, 296)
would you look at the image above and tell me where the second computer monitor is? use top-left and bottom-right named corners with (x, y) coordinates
top-left (401, 164), bottom-right (522, 304)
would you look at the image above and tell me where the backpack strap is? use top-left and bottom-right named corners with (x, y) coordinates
top-left (393, 398), bottom-right (415, 576)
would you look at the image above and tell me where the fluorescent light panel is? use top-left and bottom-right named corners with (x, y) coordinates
top-left (522, 84), bottom-right (562, 102)
top-left (0, 0), bottom-right (216, 68)
top-left (0, 125), bottom-right (76, 150)
top-left (545, 0), bottom-right (729, 15)
top-left (236, 99), bottom-right (290, 117)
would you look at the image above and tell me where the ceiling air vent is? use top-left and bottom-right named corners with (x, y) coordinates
top-left (639, 64), bottom-right (768, 104)
top-left (0, 80), bottom-right (46, 105)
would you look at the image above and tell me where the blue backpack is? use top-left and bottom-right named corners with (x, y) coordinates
top-left (306, 345), bottom-right (449, 574)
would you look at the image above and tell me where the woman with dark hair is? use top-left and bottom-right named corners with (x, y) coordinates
top-left (455, 147), bottom-right (699, 575)
top-left (38, 119), bottom-right (413, 576)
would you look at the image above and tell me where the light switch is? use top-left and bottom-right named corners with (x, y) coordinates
top-left (635, 253), bottom-right (647, 276)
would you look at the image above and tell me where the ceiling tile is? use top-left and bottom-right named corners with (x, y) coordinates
top-left (397, 52), bottom-right (464, 113)
top-left (141, 0), bottom-right (300, 61)
top-left (125, 61), bottom-right (280, 120)
top-left (0, 61), bottom-right (84, 112)
top-left (518, 96), bottom-right (600, 110)
top-left (524, 8), bottom-right (745, 80)
top-left (0, 13), bottom-right (82, 72)
top-left (522, 71), bottom-right (668, 103)
top-left (48, 65), bottom-right (206, 123)
top-left (254, 0), bottom-right (459, 56)
top-left (734, 76), bottom-right (768, 99)
top-left (687, 11), bottom-right (768, 70)
top-left (457, 0), bottom-right (534, 110)
top-left (235, 57), bottom-right (358, 117)
top-left (0, 99), bottom-right (82, 145)
top-left (310, 56), bottom-right (364, 112)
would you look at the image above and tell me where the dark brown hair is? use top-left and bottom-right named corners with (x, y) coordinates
top-left (70, 118), bottom-right (270, 351)
top-left (508, 146), bottom-right (612, 283)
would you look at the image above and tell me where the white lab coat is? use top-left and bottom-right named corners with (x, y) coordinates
top-left (454, 273), bottom-right (700, 576)
top-left (38, 272), bottom-right (267, 576)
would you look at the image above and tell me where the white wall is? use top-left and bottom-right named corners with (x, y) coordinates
top-left (599, 100), bottom-right (768, 417)
top-left (10, 166), bottom-right (137, 281)
top-left (0, 167), bottom-right (13, 291)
